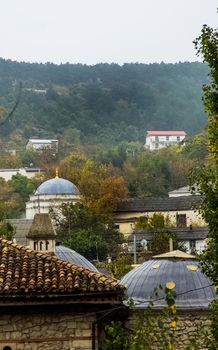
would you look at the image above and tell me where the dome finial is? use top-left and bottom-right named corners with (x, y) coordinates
top-left (55, 167), bottom-right (59, 178)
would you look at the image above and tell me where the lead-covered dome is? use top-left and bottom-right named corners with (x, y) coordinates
top-left (35, 178), bottom-right (80, 196)
top-left (120, 250), bottom-right (216, 309)
top-left (56, 245), bottom-right (98, 271)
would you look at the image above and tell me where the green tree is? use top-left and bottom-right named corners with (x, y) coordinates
top-left (9, 173), bottom-right (35, 202)
top-left (193, 21), bottom-right (218, 348)
top-left (0, 178), bottom-right (23, 218)
top-left (53, 202), bottom-right (124, 261)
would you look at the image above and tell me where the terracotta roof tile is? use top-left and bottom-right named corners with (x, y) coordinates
top-left (0, 238), bottom-right (124, 298)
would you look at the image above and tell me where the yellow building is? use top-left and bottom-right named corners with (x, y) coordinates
top-left (114, 196), bottom-right (205, 237)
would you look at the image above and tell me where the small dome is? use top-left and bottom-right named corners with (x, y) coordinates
top-left (120, 255), bottom-right (216, 309)
top-left (56, 245), bottom-right (98, 272)
top-left (35, 178), bottom-right (80, 196)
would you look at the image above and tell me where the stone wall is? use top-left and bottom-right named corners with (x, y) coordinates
top-left (127, 309), bottom-right (211, 350)
top-left (0, 308), bottom-right (96, 350)
top-left (174, 311), bottom-right (211, 349)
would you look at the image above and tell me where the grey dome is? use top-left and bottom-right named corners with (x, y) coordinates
top-left (35, 178), bottom-right (80, 195)
top-left (56, 245), bottom-right (98, 272)
top-left (120, 258), bottom-right (216, 309)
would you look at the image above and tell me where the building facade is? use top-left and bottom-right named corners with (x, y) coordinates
top-left (26, 138), bottom-right (58, 152)
top-left (145, 130), bottom-right (186, 150)
top-left (0, 168), bottom-right (42, 181)
top-left (114, 196), bottom-right (205, 237)
top-left (26, 176), bottom-right (80, 219)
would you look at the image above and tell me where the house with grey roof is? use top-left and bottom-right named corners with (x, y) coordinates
top-left (114, 196), bottom-right (205, 237)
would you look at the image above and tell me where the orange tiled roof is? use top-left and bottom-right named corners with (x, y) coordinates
top-left (0, 238), bottom-right (123, 297)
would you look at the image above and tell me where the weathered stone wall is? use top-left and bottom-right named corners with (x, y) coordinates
top-left (0, 310), bottom-right (96, 350)
top-left (127, 309), bottom-right (211, 350)
top-left (174, 311), bottom-right (211, 350)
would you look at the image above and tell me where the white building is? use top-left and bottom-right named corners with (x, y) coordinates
top-left (168, 186), bottom-right (199, 198)
top-left (145, 130), bottom-right (186, 150)
top-left (26, 175), bottom-right (81, 219)
top-left (0, 168), bottom-right (42, 181)
top-left (26, 138), bottom-right (58, 152)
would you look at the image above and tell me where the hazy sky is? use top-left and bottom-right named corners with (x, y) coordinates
top-left (1, 0), bottom-right (217, 65)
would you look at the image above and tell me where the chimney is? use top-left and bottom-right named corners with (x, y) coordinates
top-left (169, 238), bottom-right (173, 252)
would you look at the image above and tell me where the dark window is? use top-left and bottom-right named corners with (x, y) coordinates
top-left (3, 347), bottom-right (13, 350)
top-left (190, 240), bottom-right (196, 252)
top-left (177, 136), bottom-right (180, 141)
top-left (39, 241), bottom-right (43, 250)
top-left (33, 241), bottom-right (38, 250)
top-left (45, 241), bottom-right (49, 250)
top-left (176, 214), bottom-right (187, 227)
top-left (155, 135), bottom-right (158, 141)
top-left (115, 225), bottom-right (120, 230)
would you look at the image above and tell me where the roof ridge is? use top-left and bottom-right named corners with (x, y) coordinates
top-left (0, 238), bottom-right (120, 286)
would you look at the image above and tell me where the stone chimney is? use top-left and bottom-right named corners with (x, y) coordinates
top-left (27, 213), bottom-right (56, 254)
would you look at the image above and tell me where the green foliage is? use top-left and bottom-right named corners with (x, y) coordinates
top-left (0, 60), bottom-right (209, 143)
top-left (135, 213), bottom-right (170, 229)
top-left (193, 22), bottom-right (218, 290)
top-left (0, 221), bottom-right (15, 240)
top-left (110, 255), bottom-right (133, 279)
top-left (148, 232), bottom-right (177, 256)
top-left (135, 213), bottom-right (185, 255)
top-left (8, 173), bottom-right (35, 202)
top-left (104, 321), bottom-right (130, 350)
top-left (0, 178), bottom-right (23, 218)
top-left (193, 19), bottom-right (218, 349)
top-left (123, 146), bottom-right (196, 197)
top-left (53, 202), bottom-right (124, 261)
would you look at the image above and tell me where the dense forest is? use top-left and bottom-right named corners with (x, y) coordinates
top-left (0, 59), bottom-right (209, 146)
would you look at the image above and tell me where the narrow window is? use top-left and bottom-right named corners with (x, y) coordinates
top-left (45, 241), bottom-right (49, 250)
top-left (177, 136), bottom-right (180, 141)
top-left (190, 240), bottom-right (196, 251)
top-left (33, 241), bottom-right (38, 250)
top-left (176, 214), bottom-right (187, 227)
top-left (39, 241), bottom-right (43, 250)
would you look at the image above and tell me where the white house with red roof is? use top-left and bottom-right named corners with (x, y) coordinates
top-left (145, 130), bottom-right (186, 150)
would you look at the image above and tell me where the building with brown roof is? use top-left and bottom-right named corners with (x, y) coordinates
top-left (0, 238), bottom-right (125, 350)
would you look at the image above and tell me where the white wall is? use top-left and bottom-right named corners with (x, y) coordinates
top-left (0, 168), bottom-right (41, 181)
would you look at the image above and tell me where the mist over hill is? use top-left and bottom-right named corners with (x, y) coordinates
top-left (0, 59), bottom-right (208, 145)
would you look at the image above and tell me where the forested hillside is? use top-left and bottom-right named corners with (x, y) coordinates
top-left (0, 59), bottom-right (209, 146)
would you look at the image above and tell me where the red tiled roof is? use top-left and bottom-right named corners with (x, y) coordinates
top-left (0, 238), bottom-right (124, 298)
top-left (147, 131), bottom-right (186, 136)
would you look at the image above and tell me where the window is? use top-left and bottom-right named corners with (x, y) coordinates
top-left (166, 136), bottom-right (169, 141)
top-left (45, 241), bottom-right (49, 250)
top-left (155, 136), bottom-right (158, 141)
top-left (115, 225), bottom-right (120, 230)
top-left (176, 214), bottom-right (187, 227)
top-left (33, 241), bottom-right (38, 250)
top-left (39, 241), bottom-right (43, 250)
top-left (3, 346), bottom-right (13, 350)
top-left (190, 240), bottom-right (196, 252)
top-left (177, 136), bottom-right (180, 141)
